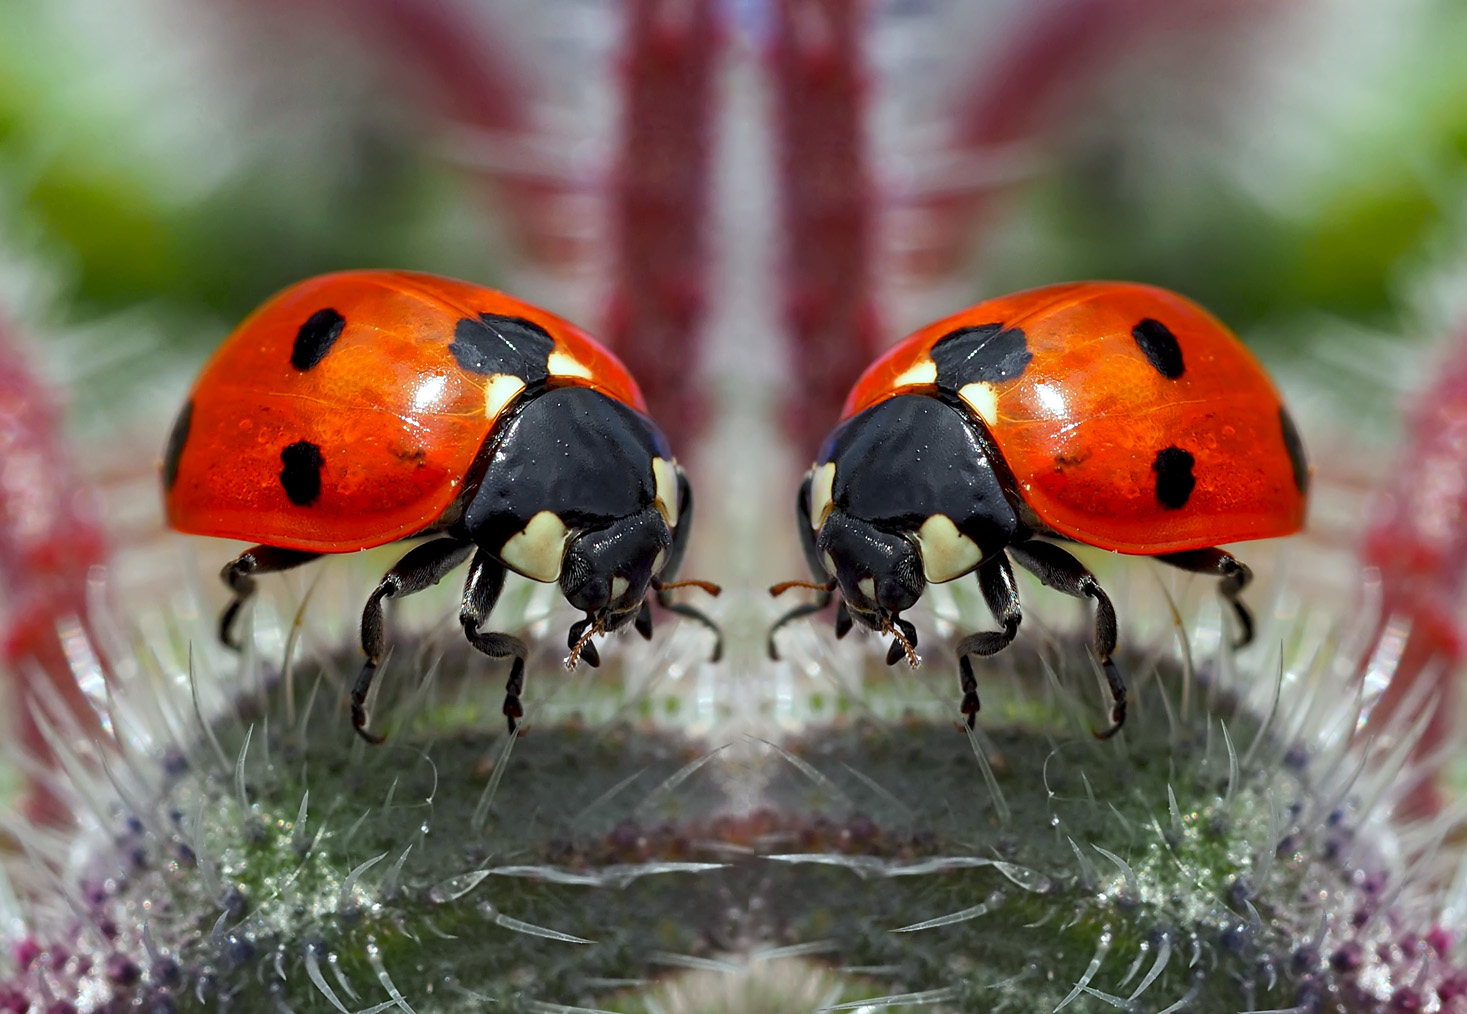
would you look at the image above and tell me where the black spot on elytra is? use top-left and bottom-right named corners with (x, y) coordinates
top-left (931, 323), bottom-right (1031, 390)
top-left (1152, 446), bottom-right (1196, 509)
top-left (279, 441), bottom-right (325, 506)
top-left (1280, 407), bottom-right (1309, 494)
top-left (162, 399), bottom-right (192, 491)
top-left (449, 314), bottom-right (556, 382)
top-left (291, 308), bottom-right (346, 370)
top-left (1132, 318), bottom-right (1185, 378)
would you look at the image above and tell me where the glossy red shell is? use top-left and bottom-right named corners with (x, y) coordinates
top-left (165, 270), bottom-right (647, 553)
top-left (842, 282), bottom-right (1308, 555)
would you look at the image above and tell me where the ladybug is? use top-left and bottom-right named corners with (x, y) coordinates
top-left (162, 270), bottom-right (720, 741)
top-left (769, 281), bottom-right (1308, 736)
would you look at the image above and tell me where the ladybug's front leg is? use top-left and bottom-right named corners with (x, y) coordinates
top-left (458, 548), bottom-right (529, 734)
top-left (219, 546), bottom-right (320, 650)
top-left (953, 553), bottom-right (1023, 728)
top-left (1156, 548), bottom-right (1255, 648)
top-left (768, 473), bottom-right (836, 659)
top-left (1007, 540), bottom-right (1126, 739)
top-left (653, 470), bottom-right (723, 661)
top-left (354, 538), bottom-right (475, 743)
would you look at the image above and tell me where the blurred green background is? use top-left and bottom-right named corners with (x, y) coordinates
top-left (0, 0), bottom-right (505, 428)
top-left (6, 2), bottom-right (1467, 420)
top-left (4, 0), bottom-right (1467, 435)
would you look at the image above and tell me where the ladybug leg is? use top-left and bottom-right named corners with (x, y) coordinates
top-left (1156, 548), bottom-right (1255, 648)
top-left (953, 553), bottom-right (1023, 728)
top-left (1007, 541), bottom-right (1126, 739)
top-left (769, 592), bottom-right (834, 660)
top-left (634, 601), bottom-right (654, 640)
top-left (354, 538), bottom-right (475, 743)
top-left (219, 546), bottom-right (320, 650)
top-left (458, 548), bottom-right (530, 734)
top-left (768, 473), bottom-right (834, 660)
top-left (651, 472), bottom-right (723, 661)
top-left (656, 597), bottom-right (723, 662)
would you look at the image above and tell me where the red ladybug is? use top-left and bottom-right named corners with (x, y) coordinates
top-left (769, 281), bottom-right (1308, 736)
top-left (163, 270), bottom-right (719, 741)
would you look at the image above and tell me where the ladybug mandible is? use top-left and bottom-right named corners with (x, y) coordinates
top-left (162, 270), bottom-right (720, 741)
top-left (769, 281), bottom-right (1309, 736)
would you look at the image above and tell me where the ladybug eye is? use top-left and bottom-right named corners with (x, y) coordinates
top-left (895, 554), bottom-right (923, 596)
top-left (877, 555), bottom-right (923, 613)
top-left (560, 550), bottom-right (595, 600)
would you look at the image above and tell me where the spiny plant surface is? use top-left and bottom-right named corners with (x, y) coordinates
top-left (1, 613), bottom-right (1462, 1014)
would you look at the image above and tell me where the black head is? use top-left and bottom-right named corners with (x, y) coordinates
top-left (559, 507), bottom-right (672, 635)
top-left (815, 512), bottom-right (925, 633)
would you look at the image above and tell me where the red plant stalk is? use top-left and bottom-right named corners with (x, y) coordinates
top-left (771, 0), bottom-right (882, 456)
top-left (1360, 327), bottom-right (1467, 818)
top-left (0, 330), bottom-right (109, 826)
top-left (603, 0), bottom-right (721, 442)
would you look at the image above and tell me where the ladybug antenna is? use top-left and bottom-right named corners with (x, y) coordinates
top-left (883, 617), bottom-right (921, 669)
top-left (769, 578), bottom-right (837, 597)
top-left (565, 615), bottom-right (604, 671)
top-left (653, 577), bottom-right (723, 597)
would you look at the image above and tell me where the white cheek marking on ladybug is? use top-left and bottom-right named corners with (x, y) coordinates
top-left (651, 457), bottom-right (680, 529)
top-left (821, 550), bottom-right (837, 576)
top-left (891, 357), bottom-right (937, 389)
top-left (500, 510), bottom-right (569, 583)
top-left (611, 576), bottom-right (630, 600)
top-left (484, 373), bottom-right (527, 421)
top-left (958, 381), bottom-right (1000, 428)
top-left (547, 350), bottom-right (593, 381)
top-left (652, 548), bottom-right (667, 574)
top-left (809, 462), bottom-right (836, 530)
top-left (914, 513), bottom-right (984, 583)
top-left (858, 577), bottom-right (877, 600)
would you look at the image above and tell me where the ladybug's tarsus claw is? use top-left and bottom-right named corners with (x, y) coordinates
top-left (353, 719), bottom-right (387, 746)
top-left (1092, 663), bottom-right (1128, 740)
top-left (350, 660), bottom-right (388, 745)
top-left (502, 656), bottom-right (526, 734)
top-left (219, 604), bottom-right (244, 652)
top-left (1229, 597), bottom-right (1255, 651)
top-left (960, 689), bottom-right (980, 729)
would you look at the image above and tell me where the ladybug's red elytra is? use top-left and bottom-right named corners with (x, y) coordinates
top-left (769, 281), bottom-right (1309, 736)
top-left (163, 269), bottom-right (720, 741)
